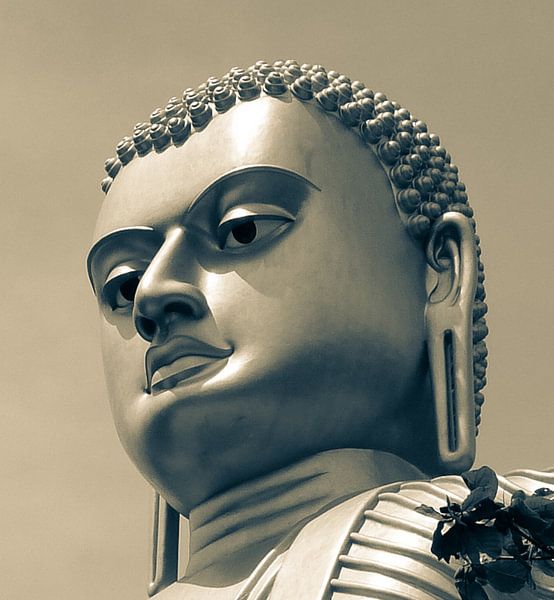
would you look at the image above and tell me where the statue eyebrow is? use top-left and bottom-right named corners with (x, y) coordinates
top-left (185, 165), bottom-right (321, 216)
top-left (86, 226), bottom-right (156, 294)
top-left (87, 168), bottom-right (320, 292)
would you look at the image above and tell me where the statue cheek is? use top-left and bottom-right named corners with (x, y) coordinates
top-left (100, 320), bottom-right (147, 408)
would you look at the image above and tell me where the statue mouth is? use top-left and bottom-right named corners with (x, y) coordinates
top-left (145, 336), bottom-right (233, 394)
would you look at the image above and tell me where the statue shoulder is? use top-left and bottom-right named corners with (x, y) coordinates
top-left (269, 468), bottom-right (554, 600)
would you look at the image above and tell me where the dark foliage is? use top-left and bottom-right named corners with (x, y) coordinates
top-left (416, 466), bottom-right (554, 599)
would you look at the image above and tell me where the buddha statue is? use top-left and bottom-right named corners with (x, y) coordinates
top-left (87, 60), bottom-right (553, 599)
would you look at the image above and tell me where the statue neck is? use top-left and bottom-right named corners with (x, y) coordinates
top-left (184, 448), bottom-right (425, 587)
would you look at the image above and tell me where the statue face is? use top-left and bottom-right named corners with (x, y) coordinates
top-left (89, 97), bottom-right (432, 514)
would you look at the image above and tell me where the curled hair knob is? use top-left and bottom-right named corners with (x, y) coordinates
top-left (429, 133), bottom-right (440, 146)
top-left (394, 131), bottom-right (413, 154)
top-left (212, 85), bottom-right (236, 112)
top-left (311, 71), bottom-right (329, 93)
top-left (360, 118), bottom-right (384, 144)
top-left (414, 144), bottom-right (431, 162)
top-left (291, 76), bottom-right (313, 101)
top-left (397, 188), bottom-right (422, 213)
top-left (453, 190), bottom-right (468, 204)
top-left (255, 63), bottom-right (273, 84)
top-left (316, 86), bottom-right (339, 111)
top-left (395, 108), bottom-right (411, 121)
top-left (334, 74), bottom-right (351, 86)
top-left (134, 121), bottom-right (150, 132)
top-left (414, 175), bottom-right (435, 196)
top-left (390, 164), bottom-right (414, 188)
top-left (473, 341), bottom-right (488, 361)
top-left (358, 98), bottom-right (375, 120)
top-left (183, 90), bottom-right (206, 108)
top-left (445, 172), bottom-right (459, 183)
top-left (397, 119), bottom-right (414, 134)
top-left (428, 156), bottom-right (445, 170)
top-left (415, 132), bottom-right (431, 147)
top-left (425, 167), bottom-right (443, 185)
top-left (101, 176), bottom-right (113, 194)
top-left (377, 140), bottom-right (402, 165)
top-left (149, 108), bottom-right (165, 125)
top-left (181, 87), bottom-right (195, 101)
top-left (473, 300), bottom-right (488, 320)
top-left (188, 101), bottom-right (212, 128)
top-left (309, 64), bottom-right (326, 74)
top-left (449, 203), bottom-right (473, 218)
top-left (473, 321), bottom-right (489, 343)
top-left (229, 69), bottom-right (246, 87)
top-left (413, 120), bottom-right (428, 133)
top-left (376, 111), bottom-right (395, 136)
top-left (420, 201), bottom-right (442, 219)
top-left (283, 64), bottom-right (302, 83)
top-left (354, 87), bottom-right (374, 101)
top-left (263, 71), bottom-right (287, 96)
top-left (167, 117), bottom-right (191, 145)
top-left (336, 82), bottom-right (353, 106)
top-left (438, 180), bottom-right (457, 196)
top-left (407, 214), bottom-right (431, 239)
top-left (206, 77), bottom-right (222, 96)
top-left (165, 102), bottom-right (184, 119)
top-left (237, 75), bottom-right (261, 100)
top-left (432, 145), bottom-right (448, 159)
top-left (104, 157), bottom-right (122, 178)
top-left (475, 282), bottom-right (486, 301)
top-left (116, 137), bottom-right (136, 165)
top-left (431, 192), bottom-right (450, 210)
top-left (149, 123), bottom-right (171, 151)
top-left (401, 153), bottom-right (424, 173)
top-left (339, 102), bottom-right (362, 127)
top-left (133, 128), bottom-right (153, 156)
top-left (375, 100), bottom-right (395, 114)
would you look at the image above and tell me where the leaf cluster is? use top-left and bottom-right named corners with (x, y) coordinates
top-left (416, 466), bottom-right (554, 599)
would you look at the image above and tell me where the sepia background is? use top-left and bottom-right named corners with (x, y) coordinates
top-left (2, 1), bottom-right (552, 599)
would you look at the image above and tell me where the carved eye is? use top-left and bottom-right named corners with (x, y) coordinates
top-left (114, 275), bottom-right (141, 308)
top-left (229, 221), bottom-right (257, 245)
top-left (218, 204), bottom-right (296, 251)
top-left (102, 269), bottom-right (142, 311)
top-left (222, 218), bottom-right (290, 249)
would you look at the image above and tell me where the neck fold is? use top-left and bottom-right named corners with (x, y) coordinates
top-left (184, 448), bottom-right (425, 586)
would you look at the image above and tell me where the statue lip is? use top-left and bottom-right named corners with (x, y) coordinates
top-left (145, 335), bottom-right (233, 394)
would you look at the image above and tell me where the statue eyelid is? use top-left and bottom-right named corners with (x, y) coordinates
top-left (216, 203), bottom-right (296, 249)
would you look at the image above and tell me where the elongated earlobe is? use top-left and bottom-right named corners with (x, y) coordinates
top-left (425, 211), bottom-right (478, 473)
top-left (148, 491), bottom-right (180, 597)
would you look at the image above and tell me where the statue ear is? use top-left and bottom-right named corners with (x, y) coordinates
top-left (425, 212), bottom-right (478, 473)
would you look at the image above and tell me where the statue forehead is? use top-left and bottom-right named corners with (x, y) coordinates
top-left (93, 96), bottom-right (389, 240)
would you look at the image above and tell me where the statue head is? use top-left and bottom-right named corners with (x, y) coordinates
top-left (87, 60), bottom-right (488, 516)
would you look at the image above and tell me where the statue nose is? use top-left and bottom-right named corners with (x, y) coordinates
top-left (132, 228), bottom-right (209, 342)
top-left (133, 279), bottom-right (209, 342)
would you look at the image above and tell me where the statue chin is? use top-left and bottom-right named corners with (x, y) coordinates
top-left (87, 59), bottom-right (552, 599)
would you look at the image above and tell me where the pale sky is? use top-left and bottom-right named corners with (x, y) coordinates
top-left (2, 2), bottom-right (553, 599)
